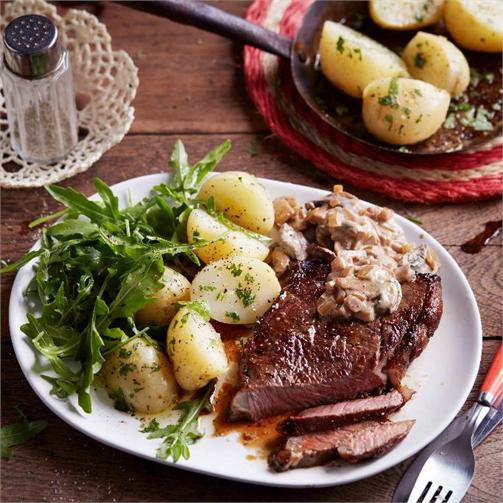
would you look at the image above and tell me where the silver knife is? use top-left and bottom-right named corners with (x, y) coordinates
top-left (392, 399), bottom-right (503, 502)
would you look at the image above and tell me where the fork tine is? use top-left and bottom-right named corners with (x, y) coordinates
top-left (412, 481), bottom-right (438, 503)
top-left (443, 489), bottom-right (453, 502)
top-left (428, 485), bottom-right (443, 503)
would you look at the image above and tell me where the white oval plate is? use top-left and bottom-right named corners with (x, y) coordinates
top-left (9, 174), bottom-right (482, 488)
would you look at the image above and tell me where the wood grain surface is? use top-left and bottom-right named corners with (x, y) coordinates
top-left (1, 2), bottom-right (501, 502)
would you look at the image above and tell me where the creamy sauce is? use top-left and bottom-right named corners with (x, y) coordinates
top-left (273, 187), bottom-right (438, 322)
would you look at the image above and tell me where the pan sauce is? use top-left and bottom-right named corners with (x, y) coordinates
top-left (273, 186), bottom-right (438, 322)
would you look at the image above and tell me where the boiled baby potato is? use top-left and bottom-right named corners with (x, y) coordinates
top-left (319, 21), bottom-right (409, 98)
top-left (199, 172), bottom-right (274, 234)
top-left (444, 0), bottom-right (503, 52)
top-left (187, 208), bottom-right (269, 264)
top-left (167, 304), bottom-right (228, 391)
top-left (102, 338), bottom-right (178, 414)
top-left (403, 32), bottom-right (470, 97)
top-left (369, 0), bottom-right (445, 30)
top-left (135, 266), bottom-right (191, 327)
top-left (362, 77), bottom-right (450, 145)
top-left (191, 256), bottom-right (281, 325)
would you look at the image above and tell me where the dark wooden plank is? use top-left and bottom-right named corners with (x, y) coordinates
top-left (56, 1), bottom-right (267, 134)
top-left (1, 340), bottom-right (500, 503)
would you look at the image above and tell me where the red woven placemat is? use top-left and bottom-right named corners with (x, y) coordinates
top-left (244, 0), bottom-right (503, 203)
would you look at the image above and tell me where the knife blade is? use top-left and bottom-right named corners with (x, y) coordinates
top-left (392, 400), bottom-right (503, 502)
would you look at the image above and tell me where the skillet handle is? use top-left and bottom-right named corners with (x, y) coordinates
top-left (121, 0), bottom-right (291, 59)
top-left (479, 343), bottom-right (503, 406)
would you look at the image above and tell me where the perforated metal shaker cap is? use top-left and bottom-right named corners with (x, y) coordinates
top-left (3, 14), bottom-right (62, 78)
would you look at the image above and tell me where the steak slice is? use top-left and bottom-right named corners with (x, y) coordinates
top-left (230, 260), bottom-right (442, 421)
top-left (278, 389), bottom-right (405, 436)
top-left (269, 419), bottom-right (415, 472)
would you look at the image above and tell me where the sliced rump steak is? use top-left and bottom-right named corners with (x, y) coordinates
top-left (230, 260), bottom-right (442, 421)
top-left (278, 389), bottom-right (405, 436)
top-left (269, 419), bottom-right (416, 471)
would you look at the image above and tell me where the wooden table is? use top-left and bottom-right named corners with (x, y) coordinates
top-left (1, 2), bottom-right (501, 501)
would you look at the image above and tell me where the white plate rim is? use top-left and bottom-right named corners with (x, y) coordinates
top-left (8, 173), bottom-right (482, 488)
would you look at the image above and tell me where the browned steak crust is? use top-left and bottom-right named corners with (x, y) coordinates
top-left (230, 260), bottom-right (442, 421)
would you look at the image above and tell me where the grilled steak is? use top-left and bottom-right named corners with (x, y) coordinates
top-left (230, 260), bottom-right (442, 421)
top-left (278, 390), bottom-right (405, 436)
top-left (269, 419), bottom-right (415, 471)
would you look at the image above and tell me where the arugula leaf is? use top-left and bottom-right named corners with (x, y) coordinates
top-left (145, 383), bottom-right (214, 462)
top-left (203, 197), bottom-right (272, 244)
top-left (0, 250), bottom-right (43, 274)
top-left (0, 140), bottom-right (232, 416)
top-left (45, 185), bottom-right (113, 224)
top-left (175, 300), bottom-right (211, 321)
top-left (1, 409), bottom-right (47, 459)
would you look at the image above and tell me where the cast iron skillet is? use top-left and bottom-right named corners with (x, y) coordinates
top-left (124, 0), bottom-right (502, 155)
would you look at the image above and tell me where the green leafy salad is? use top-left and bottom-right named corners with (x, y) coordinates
top-left (1, 140), bottom-right (233, 461)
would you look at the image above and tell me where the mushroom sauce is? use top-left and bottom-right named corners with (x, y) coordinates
top-left (271, 185), bottom-right (438, 322)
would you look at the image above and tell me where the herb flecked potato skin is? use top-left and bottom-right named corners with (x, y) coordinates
top-left (187, 208), bottom-right (269, 264)
top-left (191, 256), bottom-right (281, 325)
top-left (199, 171), bottom-right (274, 234)
top-left (167, 306), bottom-right (228, 391)
top-left (362, 77), bottom-right (450, 145)
top-left (135, 267), bottom-right (191, 327)
top-left (403, 32), bottom-right (470, 97)
top-left (444, 0), bottom-right (503, 53)
top-left (369, 0), bottom-right (445, 31)
top-left (319, 21), bottom-right (409, 98)
top-left (102, 339), bottom-right (179, 414)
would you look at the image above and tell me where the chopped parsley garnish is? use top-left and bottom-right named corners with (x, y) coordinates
top-left (119, 363), bottom-right (137, 376)
top-left (112, 388), bottom-right (131, 412)
top-left (413, 88), bottom-right (422, 97)
top-left (119, 347), bottom-right (132, 359)
top-left (244, 272), bottom-right (255, 284)
top-left (336, 36), bottom-right (345, 54)
top-left (216, 291), bottom-right (225, 301)
top-left (443, 113), bottom-right (456, 129)
top-left (384, 114), bottom-right (394, 129)
top-left (414, 53), bottom-right (426, 69)
top-left (235, 285), bottom-right (256, 307)
top-left (378, 77), bottom-right (399, 108)
top-left (402, 106), bottom-right (412, 117)
top-left (457, 102), bottom-right (473, 111)
top-left (150, 362), bottom-right (161, 372)
top-left (353, 48), bottom-right (362, 61)
top-left (199, 284), bottom-right (216, 292)
top-left (228, 263), bottom-right (243, 277)
top-left (226, 311), bottom-right (241, 322)
top-left (415, 114), bottom-right (423, 124)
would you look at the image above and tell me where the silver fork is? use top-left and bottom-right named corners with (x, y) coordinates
top-left (407, 343), bottom-right (503, 503)
top-left (406, 402), bottom-right (490, 503)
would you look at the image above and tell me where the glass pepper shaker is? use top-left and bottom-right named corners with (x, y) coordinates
top-left (1, 14), bottom-right (78, 163)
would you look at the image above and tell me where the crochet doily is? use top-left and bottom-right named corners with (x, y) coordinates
top-left (0, 0), bottom-right (139, 188)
